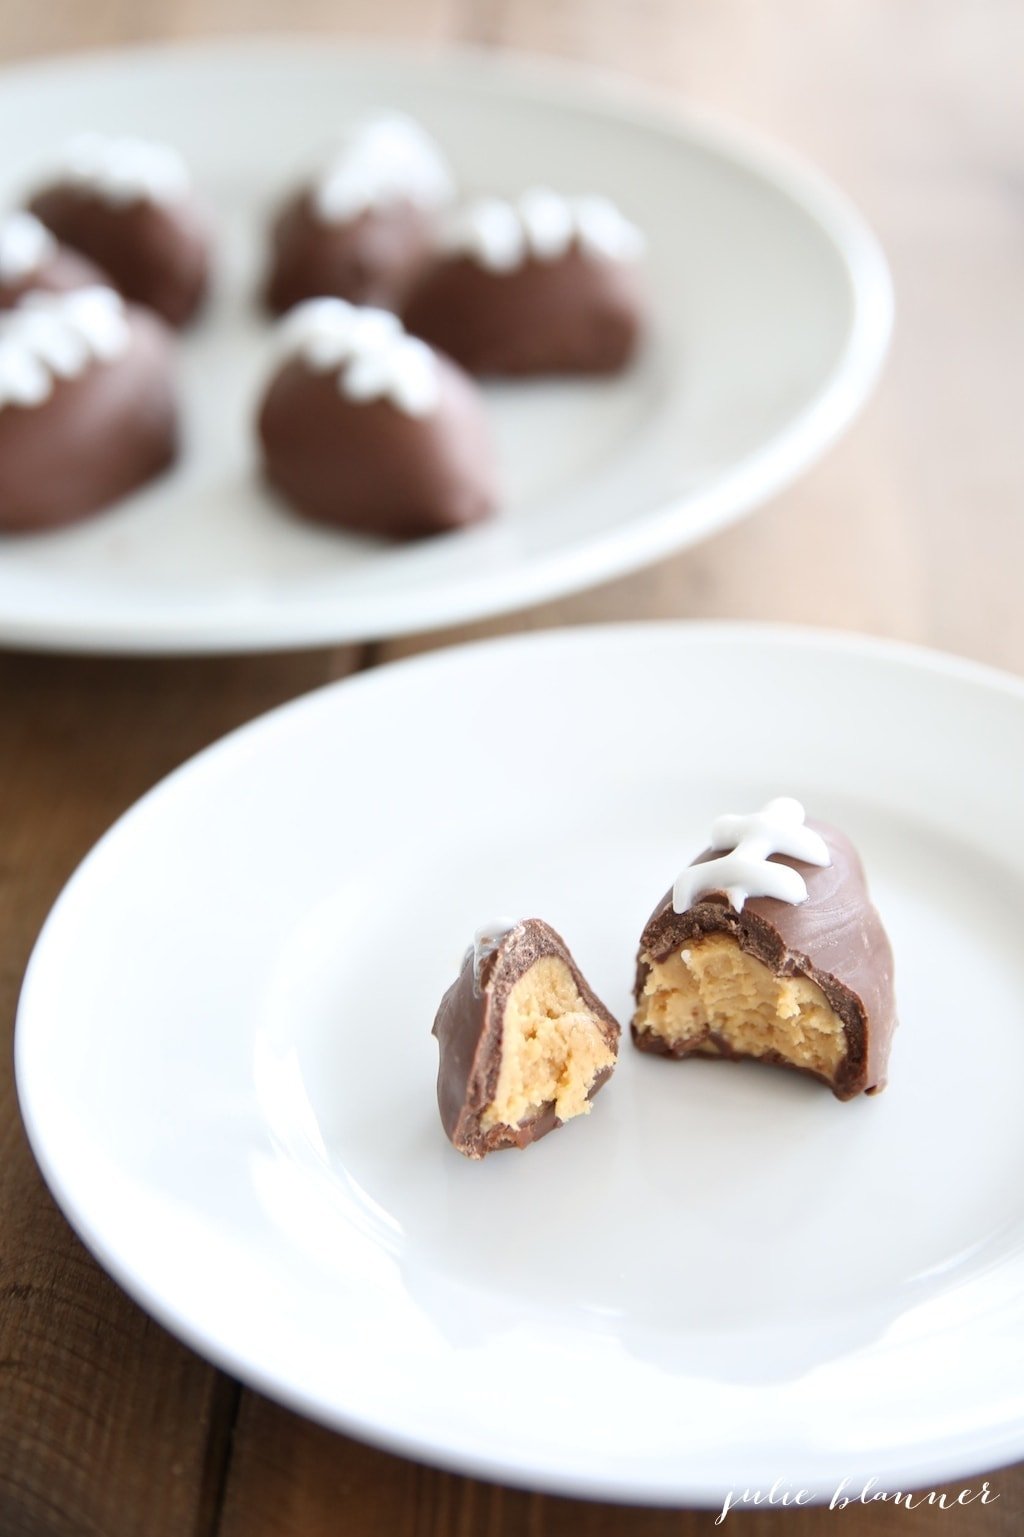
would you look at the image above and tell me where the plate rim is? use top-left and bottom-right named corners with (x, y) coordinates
top-left (0, 37), bottom-right (893, 654)
top-left (14, 619), bottom-right (1024, 1504)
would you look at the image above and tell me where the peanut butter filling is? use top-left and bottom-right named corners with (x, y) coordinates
top-left (480, 954), bottom-right (616, 1130)
top-left (635, 933), bottom-right (847, 1078)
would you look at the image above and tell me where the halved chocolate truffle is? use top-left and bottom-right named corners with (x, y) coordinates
top-left (29, 134), bottom-right (210, 327)
top-left (433, 919), bottom-right (621, 1158)
top-left (257, 297), bottom-right (498, 539)
top-left (264, 114), bottom-right (454, 316)
top-left (0, 211), bottom-right (107, 311)
top-left (0, 286), bottom-right (177, 532)
top-left (404, 188), bottom-right (647, 376)
top-left (632, 799), bottom-right (896, 1100)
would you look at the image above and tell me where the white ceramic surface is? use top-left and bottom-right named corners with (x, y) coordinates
top-left (0, 41), bottom-right (891, 654)
top-left (16, 623), bottom-right (1024, 1504)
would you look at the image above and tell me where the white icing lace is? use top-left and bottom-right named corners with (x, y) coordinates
top-left (0, 212), bottom-right (57, 283)
top-left (313, 114), bottom-right (455, 223)
top-left (442, 188), bottom-right (646, 272)
top-left (672, 798), bottom-right (832, 913)
top-left (0, 287), bottom-right (131, 411)
top-left (276, 297), bottom-right (441, 418)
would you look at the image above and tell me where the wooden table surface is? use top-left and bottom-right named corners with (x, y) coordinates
top-left (2, 2), bottom-right (1022, 1534)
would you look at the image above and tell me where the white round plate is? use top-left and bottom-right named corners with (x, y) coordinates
top-left (0, 41), bottom-right (891, 654)
top-left (16, 623), bottom-right (1024, 1504)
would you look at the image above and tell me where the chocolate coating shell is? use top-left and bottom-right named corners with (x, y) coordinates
top-left (433, 919), bottom-right (621, 1158)
top-left (0, 306), bottom-right (177, 533)
top-left (257, 354), bottom-right (498, 540)
top-left (632, 821), bottom-right (897, 1100)
top-left (0, 246), bottom-right (109, 311)
top-left (403, 245), bottom-right (646, 376)
top-left (264, 190), bottom-right (434, 316)
top-left (29, 184), bottom-right (210, 328)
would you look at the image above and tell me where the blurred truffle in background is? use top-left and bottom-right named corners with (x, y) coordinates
top-left (264, 113), bottom-right (455, 316)
top-left (0, 286), bottom-right (178, 531)
top-left (28, 133), bottom-right (211, 327)
top-left (257, 296), bottom-right (498, 539)
top-left (404, 188), bottom-right (648, 376)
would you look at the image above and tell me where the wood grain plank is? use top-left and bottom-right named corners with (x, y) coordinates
top-left (218, 1396), bottom-right (1024, 1537)
top-left (0, 647), bottom-right (360, 1537)
top-left (0, 0), bottom-right (461, 61)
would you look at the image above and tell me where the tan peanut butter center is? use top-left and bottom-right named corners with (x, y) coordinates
top-left (480, 954), bottom-right (615, 1130)
top-left (635, 934), bottom-right (847, 1078)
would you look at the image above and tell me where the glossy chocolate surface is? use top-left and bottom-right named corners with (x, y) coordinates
top-left (433, 918), bottom-right (620, 1157)
top-left (257, 352), bottom-right (498, 540)
top-left (404, 244), bottom-right (646, 376)
top-left (29, 184), bottom-right (209, 327)
top-left (264, 190), bottom-right (435, 316)
top-left (0, 305), bottom-right (177, 533)
top-left (633, 821), bottom-right (897, 1099)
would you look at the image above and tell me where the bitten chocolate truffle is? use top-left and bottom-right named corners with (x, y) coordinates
top-left (0, 211), bottom-right (108, 310)
top-left (433, 919), bottom-right (621, 1158)
top-left (264, 114), bottom-right (454, 316)
top-left (0, 286), bottom-right (177, 532)
top-left (29, 134), bottom-right (210, 327)
top-left (257, 297), bottom-right (498, 540)
top-left (404, 188), bottom-right (647, 376)
top-left (632, 799), bottom-right (896, 1100)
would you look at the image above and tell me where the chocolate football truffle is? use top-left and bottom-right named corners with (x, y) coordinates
top-left (29, 134), bottom-right (210, 327)
top-left (264, 114), bottom-right (455, 316)
top-left (632, 799), bottom-right (896, 1100)
top-left (0, 286), bottom-right (177, 532)
top-left (433, 919), bottom-right (621, 1158)
top-left (257, 297), bottom-right (498, 539)
top-left (0, 210), bottom-right (107, 310)
top-left (404, 188), bottom-right (647, 375)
